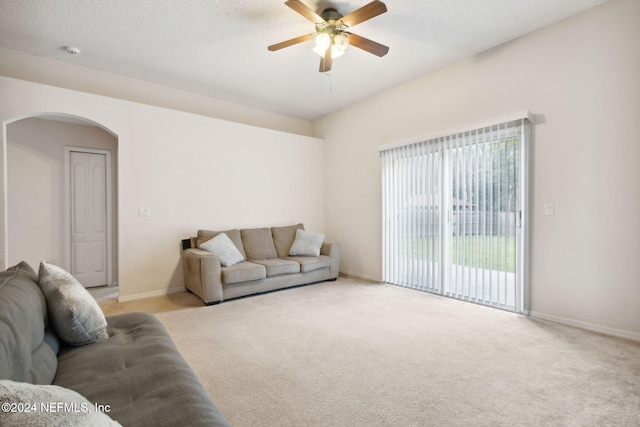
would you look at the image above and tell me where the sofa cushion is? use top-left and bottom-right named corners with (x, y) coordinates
top-left (289, 229), bottom-right (325, 257)
top-left (54, 312), bottom-right (230, 427)
top-left (271, 223), bottom-right (304, 258)
top-left (221, 262), bottom-right (267, 284)
top-left (250, 259), bottom-right (301, 277)
top-left (38, 262), bottom-right (109, 346)
top-left (0, 261), bottom-right (60, 384)
top-left (0, 379), bottom-right (121, 426)
top-left (285, 255), bottom-right (332, 273)
top-left (198, 229), bottom-right (246, 259)
top-left (200, 233), bottom-right (245, 267)
top-left (240, 228), bottom-right (277, 260)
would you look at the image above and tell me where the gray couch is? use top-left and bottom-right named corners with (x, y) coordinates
top-left (0, 261), bottom-right (230, 426)
top-left (183, 224), bottom-right (340, 305)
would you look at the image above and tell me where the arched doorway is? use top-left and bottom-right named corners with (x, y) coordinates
top-left (3, 113), bottom-right (119, 296)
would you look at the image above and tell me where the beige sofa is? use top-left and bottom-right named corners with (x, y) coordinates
top-left (183, 224), bottom-right (340, 305)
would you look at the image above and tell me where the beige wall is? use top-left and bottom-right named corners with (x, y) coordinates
top-left (0, 47), bottom-right (313, 138)
top-left (0, 77), bottom-right (325, 300)
top-left (315, 0), bottom-right (640, 339)
top-left (7, 118), bottom-right (118, 282)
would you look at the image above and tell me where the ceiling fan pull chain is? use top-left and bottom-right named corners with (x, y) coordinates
top-left (326, 71), bottom-right (333, 93)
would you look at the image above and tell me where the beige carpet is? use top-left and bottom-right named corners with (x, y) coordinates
top-left (151, 277), bottom-right (640, 427)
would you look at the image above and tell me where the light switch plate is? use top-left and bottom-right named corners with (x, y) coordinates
top-left (138, 207), bottom-right (151, 217)
top-left (544, 204), bottom-right (554, 216)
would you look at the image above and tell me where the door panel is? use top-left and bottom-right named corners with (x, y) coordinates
top-left (382, 119), bottom-right (528, 313)
top-left (70, 151), bottom-right (108, 287)
top-left (445, 136), bottom-right (519, 309)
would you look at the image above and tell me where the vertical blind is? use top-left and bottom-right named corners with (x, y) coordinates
top-left (381, 117), bottom-right (529, 313)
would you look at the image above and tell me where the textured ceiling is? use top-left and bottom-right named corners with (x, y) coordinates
top-left (0, 0), bottom-right (607, 120)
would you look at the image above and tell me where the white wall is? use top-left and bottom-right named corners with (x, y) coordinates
top-left (0, 77), bottom-right (325, 300)
top-left (0, 47), bottom-right (313, 137)
top-left (314, 0), bottom-right (640, 339)
top-left (7, 118), bottom-right (118, 280)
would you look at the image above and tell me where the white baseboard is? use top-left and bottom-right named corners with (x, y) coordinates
top-left (117, 286), bottom-right (186, 302)
top-left (529, 311), bottom-right (640, 343)
top-left (339, 269), bottom-right (381, 283)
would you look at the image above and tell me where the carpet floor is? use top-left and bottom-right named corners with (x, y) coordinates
top-left (151, 277), bottom-right (640, 427)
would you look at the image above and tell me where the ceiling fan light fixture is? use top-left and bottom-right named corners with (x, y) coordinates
top-left (312, 39), bottom-right (347, 58)
top-left (312, 32), bottom-right (349, 58)
top-left (312, 45), bottom-right (325, 57)
top-left (268, 0), bottom-right (389, 72)
top-left (334, 33), bottom-right (350, 52)
top-left (314, 33), bottom-right (331, 51)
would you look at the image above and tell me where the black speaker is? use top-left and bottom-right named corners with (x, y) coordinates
top-left (181, 239), bottom-right (192, 250)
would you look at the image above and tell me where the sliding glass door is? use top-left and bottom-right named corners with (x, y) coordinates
top-left (381, 118), bottom-right (529, 313)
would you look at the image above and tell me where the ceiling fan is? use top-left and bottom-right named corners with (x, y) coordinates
top-left (268, 0), bottom-right (389, 72)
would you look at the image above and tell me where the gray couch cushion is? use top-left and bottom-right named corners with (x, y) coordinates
top-left (198, 229), bottom-right (246, 259)
top-left (38, 262), bottom-right (109, 346)
top-left (271, 223), bottom-right (304, 258)
top-left (251, 259), bottom-right (301, 277)
top-left (241, 228), bottom-right (277, 260)
top-left (221, 262), bottom-right (266, 284)
top-left (0, 261), bottom-right (59, 385)
top-left (54, 312), bottom-right (230, 427)
top-left (285, 255), bottom-right (332, 273)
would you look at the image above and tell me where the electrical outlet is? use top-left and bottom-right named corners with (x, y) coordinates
top-left (138, 207), bottom-right (151, 217)
top-left (544, 204), bottom-right (554, 216)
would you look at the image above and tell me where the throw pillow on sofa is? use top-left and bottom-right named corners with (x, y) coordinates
top-left (200, 233), bottom-right (245, 267)
top-left (289, 229), bottom-right (324, 257)
top-left (272, 223), bottom-right (304, 258)
top-left (37, 262), bottom-right (109, 346)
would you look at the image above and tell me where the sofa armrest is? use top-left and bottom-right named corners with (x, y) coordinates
top-left (321, 242), bottom-right (341, 279)
top-left (183, 248), bottom-right (224, 304)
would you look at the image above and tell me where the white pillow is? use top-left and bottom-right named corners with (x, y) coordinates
top-left (289, 229), bottom-right (324, 257)
top-left (0, 379), bottom-right (122, 426)
top-left (38, 262), bottom-right (109, 346)
top-left (199, 233), bottom-right (245, 267)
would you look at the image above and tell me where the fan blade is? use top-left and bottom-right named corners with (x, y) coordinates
top-left (319, 47), bottom-right (332, 72)
top-left (285, 0), bottom-right (325, 23)
top-left (349, 33), bottom-right (389, 57)
top-left (268, 33), bottom-right (314, 51)
top-left (340, 0), bottom-right (387, 27)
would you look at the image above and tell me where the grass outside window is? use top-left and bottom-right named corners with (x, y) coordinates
top-left (406, 235), bottom-right (516, 273)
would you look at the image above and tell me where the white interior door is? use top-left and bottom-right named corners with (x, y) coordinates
top-left (70, 151), bottom-right (108, 287)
